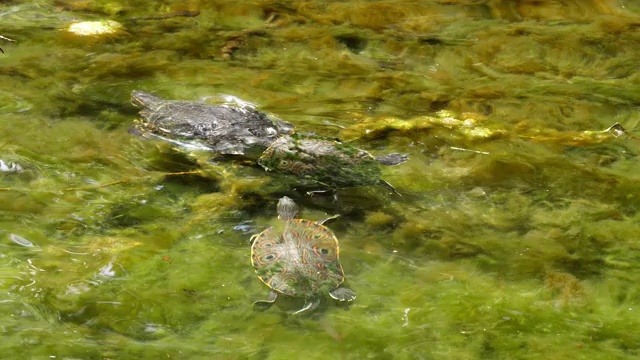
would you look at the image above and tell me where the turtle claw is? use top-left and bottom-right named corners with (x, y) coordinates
top-left (253, 290), bottom-right (278, 311)
top-left (293, 298), bottom-right (320, 315)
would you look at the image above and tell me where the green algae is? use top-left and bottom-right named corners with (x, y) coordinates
top-left (2, 0), bottom-right (640, 358)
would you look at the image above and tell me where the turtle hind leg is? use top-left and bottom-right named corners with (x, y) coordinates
top-left (329, 287), bottom-right (356, 302)
top-left (253, 290), bottom-right (278, 311)
top-left (293, 298), bottom-right (321, 315)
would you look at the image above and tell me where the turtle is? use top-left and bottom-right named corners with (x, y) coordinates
top-left (250, 196), bottom-right (356, 314)
top-left (257, 134), bottom-right (406, 193)
top-left (131, 91), bottom-right (407, 191)
top-left (130, 90), bottom-right (294, 158)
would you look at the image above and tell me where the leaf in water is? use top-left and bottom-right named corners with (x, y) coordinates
top-left (9, 233), bottom-right (33, 247)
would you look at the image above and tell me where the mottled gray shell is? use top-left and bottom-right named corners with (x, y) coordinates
top-left (131, 91), bottom-right (293, 157)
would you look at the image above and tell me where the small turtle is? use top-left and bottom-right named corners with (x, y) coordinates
top-left (258, 134), bottom-right (406, 193)
top-left (131, 90), bottom-right (294, 158)
top-left (250, 196), bottom-right (356, 314)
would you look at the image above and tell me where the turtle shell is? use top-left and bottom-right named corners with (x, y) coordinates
top-left (258, 134), bottom-right (382, 188)
top-left (131, 91), bottom-right (293, 157)
top-left (251, 219), bottom-right (345, 297)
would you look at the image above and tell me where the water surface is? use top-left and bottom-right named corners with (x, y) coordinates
top-left (2, 0), bottom-right (640, 359)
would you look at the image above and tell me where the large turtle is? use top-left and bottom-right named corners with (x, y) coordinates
top-left (131, 90), bottom-right (294, 158)
top-left (258, 134), bottom-right (406, 193)
top-left (250, 196), bottom-right (356, 314)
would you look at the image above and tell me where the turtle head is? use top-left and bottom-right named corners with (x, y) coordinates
top-left (131, 90), bottom-right (163, 110)
top-left (277, 196), bottom-right (299, 220)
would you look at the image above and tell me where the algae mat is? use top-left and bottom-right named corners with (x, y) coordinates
top-left (2, 0), bottom-right (640, 359)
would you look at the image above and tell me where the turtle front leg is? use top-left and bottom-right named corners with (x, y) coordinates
top-left (293, 298), bottom-right (321, 315)
top-left (253, 290), bottom-right (278, 311)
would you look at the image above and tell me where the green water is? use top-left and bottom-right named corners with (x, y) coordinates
top-left (2, 0), bottom-right (640, 358)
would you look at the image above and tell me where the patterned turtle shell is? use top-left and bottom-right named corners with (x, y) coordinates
top-left (251, 197), bottom-right (355, 315)
top-left (251, 209), bottom-right (346, 298)
top-left (257, 134), bottom-right (382, 189)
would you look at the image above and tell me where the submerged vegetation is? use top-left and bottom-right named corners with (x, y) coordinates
top-left (2, 0), bottom-right (640, 358)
